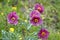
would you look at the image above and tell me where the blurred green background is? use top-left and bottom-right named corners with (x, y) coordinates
top-left (0, 0), bottom-right (60, 40)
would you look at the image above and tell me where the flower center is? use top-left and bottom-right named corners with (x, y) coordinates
top-left (37, 7), bottom-right (41, 11)
top-left (34, 19), bottom-right (38, 23)
top-left (41, 32), bottom-right (46, 36)
top-left (11, 17), bottom-right (15, 21)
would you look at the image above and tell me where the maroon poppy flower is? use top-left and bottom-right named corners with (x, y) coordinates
top-left (38, 28), bottom-right (49, 39)
top-left (30, 10), bottom-right (41, 18)
top-left (34, 3), bottom-right (44, 13)
top-left (7, 11), bottom-right (18, 25)
top-left (30, 16), bottom-right (43, 26)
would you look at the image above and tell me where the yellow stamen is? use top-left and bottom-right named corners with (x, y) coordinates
top-left (34, 19), bottom-right (38, 23)
top-left (41, 32), bottom-right (46, 36)
top-left (11, 17), bottom-right (15, 21)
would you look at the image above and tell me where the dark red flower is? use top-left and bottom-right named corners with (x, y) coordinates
top-left (38, 28), bottom-right (49, 39)
top-left (30, 16), bottom-right (43, 26)
top-left (7, 11), bottom-right (18, 25)
top-left (35, 3), bottom-right (44, 13)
